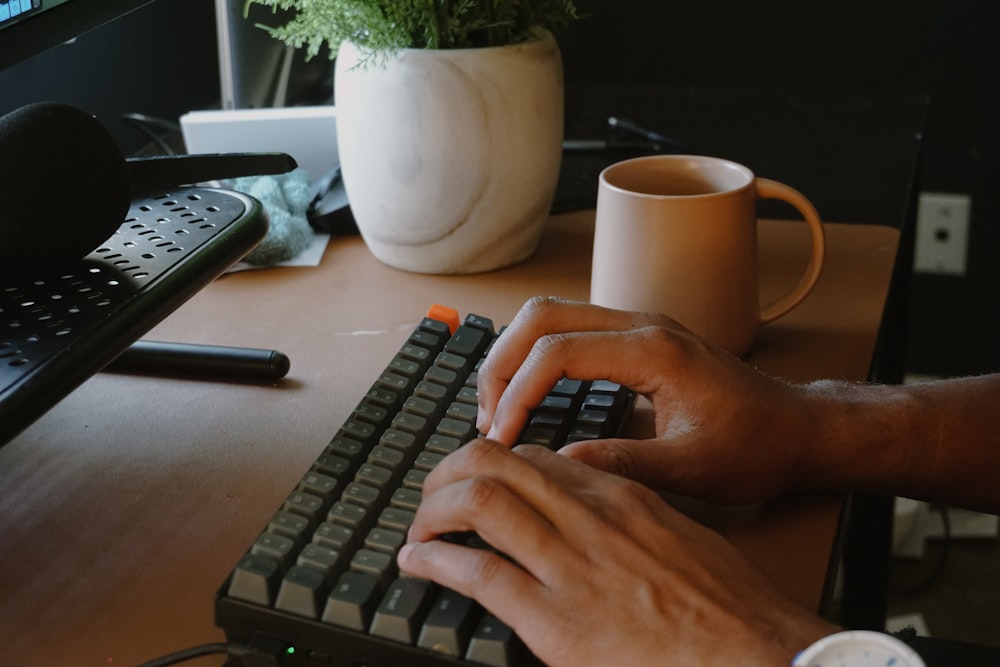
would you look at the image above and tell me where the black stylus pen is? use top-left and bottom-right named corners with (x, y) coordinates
top-left (104, 340), bottom-right (290, 383)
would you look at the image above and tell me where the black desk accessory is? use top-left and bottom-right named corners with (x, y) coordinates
top-left (0, 187), bottom-right (270, 446)
top-left (105, 339), bottom-right (290, 384)
top-left (0, 101), bottom-right (294, 271)
top-left (0, 100), bottom-right (300, 446)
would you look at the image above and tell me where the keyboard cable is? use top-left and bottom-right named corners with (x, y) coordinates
top-left (134, 642), bottom-right (229, 667)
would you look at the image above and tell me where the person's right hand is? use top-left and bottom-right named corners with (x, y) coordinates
top-left (399, 440), bottom-right (839, 667)
top-left (477, 297), bottom-right (828, 504)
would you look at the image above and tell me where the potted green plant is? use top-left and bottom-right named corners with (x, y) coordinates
top-left (245, 0), bottom-right (578, 274)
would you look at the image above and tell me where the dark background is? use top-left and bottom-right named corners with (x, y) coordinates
top-left (2, 0), bottom-right (996, 378)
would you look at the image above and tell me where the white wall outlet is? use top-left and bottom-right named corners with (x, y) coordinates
top-left (913, 192), bottom-right (971, 275)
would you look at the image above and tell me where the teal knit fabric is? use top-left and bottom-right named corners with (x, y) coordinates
top-left (225, 169), bottom-right (315, 266)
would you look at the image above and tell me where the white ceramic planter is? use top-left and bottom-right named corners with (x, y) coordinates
top-left (334, 30), bottom-right (564, 274)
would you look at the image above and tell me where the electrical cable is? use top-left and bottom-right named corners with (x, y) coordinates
top-left (890, 504), bottom-right (952, 596)
top-left (134, 642), bottom-right (230, 667)
top-left (120, 112), bottom-right (183, 155)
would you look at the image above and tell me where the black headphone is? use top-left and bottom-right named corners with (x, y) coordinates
top-left (0, 101), bottom-right (294, 272)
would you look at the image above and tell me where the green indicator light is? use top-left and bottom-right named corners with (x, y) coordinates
top-left (286, 646), bottom-right (296, 655)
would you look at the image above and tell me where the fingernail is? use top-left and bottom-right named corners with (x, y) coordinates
top-left (397, 543), bottom-right (415, 567)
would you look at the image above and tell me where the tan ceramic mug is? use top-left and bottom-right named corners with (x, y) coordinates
top-left (590, 155), bottom-right (825, 356)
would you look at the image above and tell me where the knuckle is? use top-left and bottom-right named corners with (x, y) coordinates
top-left (521, 295), bottom-right (564, 320)
top-left (461, 475), bottom-right (502, 513)
top-left (604, 442), bottom-right (642, 480)
top-left (464, 548), bottom-right (507, 590)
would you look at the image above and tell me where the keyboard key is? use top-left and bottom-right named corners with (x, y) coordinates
top-left (436, 417), bottom-right (477, 442)
top-left (251, 532), bottom-right (297, 568)
top-left (392, 411), bottom-right (430, 437)
top-left (419, 315), bottom-right (452, 337)
top-left (582, 393), bottom-right (616, 410)
top-left (353, 401), bottom-right (390, 426)
top-left (418, 588), bottom-right (480, 656)
top-left (403, 395), bottom-right (439, 419)
top-left (590, 379), bottom-right (624, 393)
top-left (402, 468), bottom-right (427, 490)
top-left (456, 385), bottom-right (479, 406)
top-left (444, 325), bottom-right (487, 358)
top-left (575, 409), bottom-right (612, 434)
top-left (228, 552), bottom-right (282, 606)
top-left (387, 355), bottom-right (422, 379)
top-left (390, 487), bottom-right (422, 511)
top-left (275, 565), bottom-right (328, 618)
top-left (297, 543), bottom-right (344, 581)
top-left (365, 386), bottom-right (400, 410)
top-left (267, 510), bottom-right (310, 544)
top-left (463, 313), bottom-right (495, 335)
top-left (377, 371), bottom-right (413, 396)
top-left (327, 434), bottom-right (366, 461)
top-left (341, 418), bottom-right (376, 444)
top-left (519, 425), bottom-right (557, 447)
top-left (425, 434), bottom-right (462, 455)
top-left (364, 527), bottom-right (406, 555)
top-left (425, 307), bottom-right (460, 334)
top-left (466, 614), bottom-right (522, 667)
top-left (354, 463), bottom-right (393, 490)
top-left (425, 365), bottom-right (458, 388)
top-left (314, 521), bottom-right (356, 552)
top-left (299, 471), bottom-right (340, 499)
top-left (399, 342), bottom-right (432, 366)
top-left (566, 423), bottom-right (604, 442)
top-left (414, 380), bottom-right (449, 403)
top-left (413, 450), bottom-right (445, 472)
top-left (322, 571), bottom-right (381, 631)
top-left (446, 401), bottom-right (478, 424)
top-left (368, 445), bottom-right (406, 473)
top-left (328, 501), bottom-right (368, 530)
top-left (350, 549), bottom-right (396, 590)
top-left (408, 329), bottom-right (442, 351)
top-left (550, 377), bottom-right (584, 398)
top-left (378, 428), bottom-right (417, 454)
top-left (370, 577), bottom-right (437, 644)
top-left (313, 452), bottom-right (351, 478)
top-left (377, 507), bottom-right (415, 532)
top-left (342, 482), bottom-right (382, 510)
top-left (283, 491), bottom-right (326, 522)
top-left (435, 350), bottom-right (469, 374)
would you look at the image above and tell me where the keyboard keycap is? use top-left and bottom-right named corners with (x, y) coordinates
top-left (275, 565), bottom-right (328, 618)
top-left (418, 588), bottom-right (480, 656)
top-left (228, 552), bottom-right (282, 606)
top-left (466, 614), bottom-right (522, 667)
top-left (322, 571), bottom-right (381, 631)
top-left (370, 577), bottom-right (437, 644)
top-left (251, 532), bottom-right (296, 568)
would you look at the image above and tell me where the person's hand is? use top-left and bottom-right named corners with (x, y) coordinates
top-left (398, 440), bottom-right (838, 666)
top-left (476, 297), bottom-right (826, 504)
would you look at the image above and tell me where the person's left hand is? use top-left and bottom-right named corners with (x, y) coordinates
top-left (398, 439), bottom-right (837, 666)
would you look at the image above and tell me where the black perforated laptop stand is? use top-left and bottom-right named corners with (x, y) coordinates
top-left (0, 187), bottom-right (268, 446)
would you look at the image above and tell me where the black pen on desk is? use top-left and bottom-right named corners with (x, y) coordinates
top-left (104, 340), bottom-right (291, 383)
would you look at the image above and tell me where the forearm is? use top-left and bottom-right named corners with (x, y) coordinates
top-left (799, 374), bottom-right (1000, 513)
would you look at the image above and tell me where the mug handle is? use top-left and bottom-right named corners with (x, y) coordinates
top-left (755, 178), bottom-right (826, 324)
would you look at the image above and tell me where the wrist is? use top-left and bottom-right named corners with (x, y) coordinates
top-left (793, 380), bottom-right (923, 495)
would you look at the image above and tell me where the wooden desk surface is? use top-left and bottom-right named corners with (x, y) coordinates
top-left (0, 213), bottom-right (899, 666)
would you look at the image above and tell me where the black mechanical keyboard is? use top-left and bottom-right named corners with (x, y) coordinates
top-left (216, 306), bottom-right (635, 667)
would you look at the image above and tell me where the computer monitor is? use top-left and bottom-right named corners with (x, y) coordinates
top-left (214, 0), bottom-right (332, 109)
top-left (0, 0), bottom-right (155, 70)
